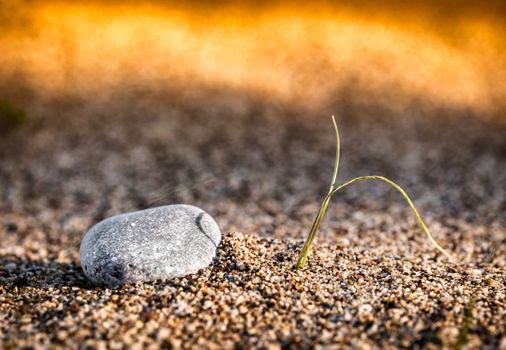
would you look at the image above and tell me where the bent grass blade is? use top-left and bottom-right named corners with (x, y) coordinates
top-left (295, 116), bottom-right (453, 269)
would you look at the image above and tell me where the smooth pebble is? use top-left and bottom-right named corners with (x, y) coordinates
top-left (80, 204), bottom-right (221, 287)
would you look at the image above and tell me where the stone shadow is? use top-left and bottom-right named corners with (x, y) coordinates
top-left (0, 255), bottom-right (94, 290)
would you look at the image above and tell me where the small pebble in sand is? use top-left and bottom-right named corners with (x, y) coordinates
top-left (80, 204), bottom-right (221, 287)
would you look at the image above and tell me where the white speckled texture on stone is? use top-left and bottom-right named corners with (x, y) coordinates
top-left (79, 204), bottom-right (221, 287)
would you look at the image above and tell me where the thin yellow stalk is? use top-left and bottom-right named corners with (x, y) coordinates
top-left (295, 115), bottom-right (340, 269)
top-left (328, 115), bottom-right (340, 194)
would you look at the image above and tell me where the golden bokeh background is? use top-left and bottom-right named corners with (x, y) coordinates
top-left (1, 1), bottom-right (505, 116)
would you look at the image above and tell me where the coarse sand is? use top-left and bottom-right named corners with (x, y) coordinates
top-left (0, 90), bottom-right (505, 349)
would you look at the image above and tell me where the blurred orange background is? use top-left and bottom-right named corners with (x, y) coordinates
top-left (1, 0), bottom-right (505, 117)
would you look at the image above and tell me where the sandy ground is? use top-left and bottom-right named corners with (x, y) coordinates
top-left (0, 89), bottom-right (505, 349)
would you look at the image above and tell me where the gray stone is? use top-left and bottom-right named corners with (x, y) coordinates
top-left (80, 204), bottom-right (221, 287)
